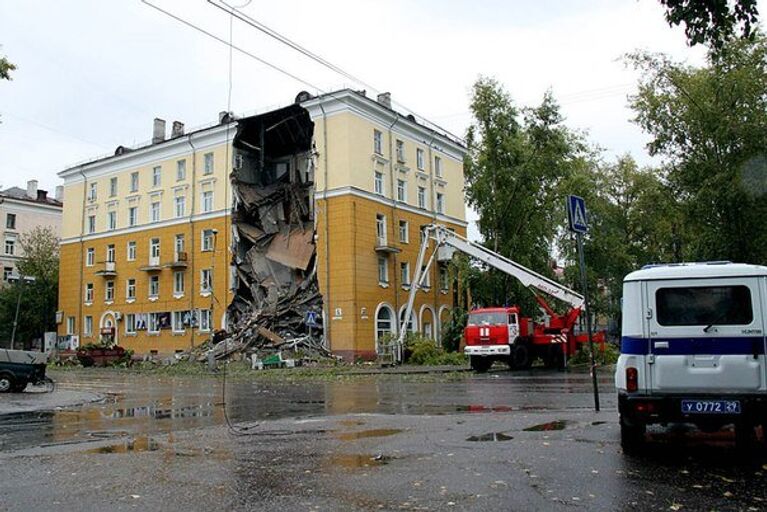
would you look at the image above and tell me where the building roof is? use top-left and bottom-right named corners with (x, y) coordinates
top-left (624, 262), bottom-right (767, 282)
top-left (0, 186), bottom-right (62, 207)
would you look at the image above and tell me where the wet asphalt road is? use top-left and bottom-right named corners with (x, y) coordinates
top-left (0, 368), bottom-right (766, 511)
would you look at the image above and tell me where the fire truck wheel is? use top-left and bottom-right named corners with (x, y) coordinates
top-left (510, 345), bottom-right (532, 370)
top-left (543, 348), bottom-right (564, 369)
top-left (470, 356), bottom-right (492, 373)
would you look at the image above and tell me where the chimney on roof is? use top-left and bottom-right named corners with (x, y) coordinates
top-left (376, 92), bottom-right (392, 109)
top-left (37, 189), bottom-right (47, 201)
top-left (171, 121), bottom-right (185, 138)
top-left (152, 118), bottom-right (166, 144)
top-left (55, 185), bottom-right (63, 202)
top-left (26, 180), bottom-right (38, 199)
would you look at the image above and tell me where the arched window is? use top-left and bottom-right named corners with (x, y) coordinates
top-left (399, 306), bottom-right (418, 335)
top-left (375, 304), bottom-right (395, 350)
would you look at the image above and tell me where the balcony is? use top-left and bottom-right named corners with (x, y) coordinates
top-left (165, 251), bottom-right (189, 269)
top-left (374, 237), bottom-right (400, 254)
top-left (94, 261), bottom-right (117, 277)
top-left (139, 256), bottom-right (163, 272)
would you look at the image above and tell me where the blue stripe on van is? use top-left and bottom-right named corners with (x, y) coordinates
top-left (620, 336), bottom-right (766, 355)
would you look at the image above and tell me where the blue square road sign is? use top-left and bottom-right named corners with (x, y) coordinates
top-left (567, 195), bottom-right (588, 234)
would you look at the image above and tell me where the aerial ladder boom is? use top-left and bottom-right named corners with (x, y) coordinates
top-left (395, 224), bottom-right (584, 360)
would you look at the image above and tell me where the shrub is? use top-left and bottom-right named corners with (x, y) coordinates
top-left (405, 333), bottom-right (467, 366)
top-left (568, 340), bottom-right (620, 366)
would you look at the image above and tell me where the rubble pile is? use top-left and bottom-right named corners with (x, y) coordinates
top-left (207, 105), bottom-right (326, 363)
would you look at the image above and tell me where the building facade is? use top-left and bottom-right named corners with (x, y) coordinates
top-left (56, 90), bottom-right (466, 359)
top-left (1, 180), bottom-right (63, 283)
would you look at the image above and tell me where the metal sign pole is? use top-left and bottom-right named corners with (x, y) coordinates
top-left (576, 232), bottom-right (600, 412)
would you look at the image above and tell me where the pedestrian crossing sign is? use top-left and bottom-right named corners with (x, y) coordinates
top-left (567, 195), bottom-right (588, 234)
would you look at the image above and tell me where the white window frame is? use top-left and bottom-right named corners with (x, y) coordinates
top-left (126, 278), bottom-right (136, 300)
top-left (435, 156), bottom-right (443, 178)
top-left (88, 182), bottom-right (97, 201)
top-left (107, 211), bottom-right (117, 231)
top-left (200, 269), bottom-right (212, 294)
top-left (85, 282), bottom-right (94, 303)
top-left (202, 191), bottom-right (213, 213)
top-left (6, 213), bottom-right (16, 230)
top-left (439, 265), bottom-right (449, 291)
top-left (150, 238), bottom-right (161, 259)
top-left (149, 275), bottom-right (160, 298)
top-left (176, 159), bottom-right (186, 181)
top-left (421, 265), bottom-right (431, 288)
top-left (396, 179), bottom-right (407, 202)
top-left (201, 229), bottom-right (214, 251)
top-left (396, 139), bottom-right (405, 162)
top-left (401, 261), bottom-right (410, 287)
top-left (174, 271), bottom-right (185, 295)
top-left (373, 129), bottom-right (383, 155)
top-left (378, 256), bottom-right (388, 284)
top-left (416, 148), bottom-right (425, 170)
top-left (66, 316), bottom-right (75, 335)
top-left (398, 220), bottom-right (409, 243)
top-left (106, 244), bottom-right (115, 263)
top-left (125, 313), bottom-right (136, 334)
top-left (127, 241), bottom-right (136, 261)
top-left (84, 316), bottom-right (93, 337)
top-left (128, 206), bottom-right (138, 227)
top-left (152, 166), bottom-right (162, 187)
top-left (436, 192), bottom-right (445, 214)
top-left (130, 171), bottom-right (139, 193)
top-left (148, 312), bottom-right (160, 334)
top-left (150, 201), bottom-right (161, 223)
top-left (172, 311), bottom-right (185, 333)
top-left (199, 309), bottom-right (212, 332)
top-left (109, 176), bottom-right (118, 197)
top-left (86, 247), bottom-right (95, 267)
top-left (87, 215), bottom-right (96, 234)
top-left (417, 186), bottom-right (426, 209)
top-left (376, 214), bottom-right (387, 246)
top-left (204, 152), bottom-right (214, 175)
top-left (174, 196), bottom-right (186, 218)
top-left (3, 238), bottom-right (13, 256)
top-left (105, 280), bottom-right (114, 302)
top-left (175, 234), bottom-right (185, 255)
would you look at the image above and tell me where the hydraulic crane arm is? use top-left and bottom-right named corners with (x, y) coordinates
top-left (394, 224), bottom-right (584, 360)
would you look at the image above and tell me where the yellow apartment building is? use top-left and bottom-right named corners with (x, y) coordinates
top-left (57, 89), bottom-right (467, 360)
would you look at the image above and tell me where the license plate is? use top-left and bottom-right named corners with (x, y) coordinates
top-left (681, 400), bottom-right (741, 415)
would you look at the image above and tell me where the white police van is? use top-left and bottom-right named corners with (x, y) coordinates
top-left (616, 262), bottom-right (767, 453)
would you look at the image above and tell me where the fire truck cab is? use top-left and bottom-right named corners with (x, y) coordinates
top-left (464, 307), bottom-right (529, 371)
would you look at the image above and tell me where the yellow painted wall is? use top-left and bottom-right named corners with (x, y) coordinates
top-left (57, 215), bottom-right (232, 355)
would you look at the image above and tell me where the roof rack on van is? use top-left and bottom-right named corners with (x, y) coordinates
top-left (640, 261), bottom-right (733, 270)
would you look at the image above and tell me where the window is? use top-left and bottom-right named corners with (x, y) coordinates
top-left (127, 241), bottom-right (136, 261)
top-left (172, 311), bottom-right (185, 333)
top-left (439, 265), bottom-right (449, 291)
top-left (468, 311), bottom-right (508, 325)
top-left (86, 247), bottom-right (95, 267)
top-left (200, 269), bottom-right (212, 294)
top-left (396, 139), bottom-right (405, 162)
top-left (656, 286), bottom-right (754, 326)
top-left (374, 172), bottom-right (384, 195)
top-left (66, 316), bottom-right (75, 335)
top-left (149, 275), bottom-right (160, 297)
top-left (417, 186), bottom-right (426, 209)
top-left (84, 316), bottom-right (93, 337)
top-left (373, 129), bottom-right (383, 155)
top-left (396, 179), bottom-right (407, 202)
top-left (400, 308), bottom-right (416, 334)
top-left (85, 283), bottom-right (94, 303)
top-left (376, 305), bottom-right (394, 344)
top-left (126, 278), bottom-right (136, 300)
top-left (3, 267), bottom-right (12, 281)
top-left (148, 312), bottom-right (160, 334)
top-left (435, 156), bottom-right (443, 178)
top-left (127, 206), bottom-right (137, 227)
top-left (4, 238), bottom-right (14, 256)
top-left (109, 177), bottom-right (117, 197)
top-left (105, 281), bottom-right (114, 302)
top-left (6, 213), bottom-right (15, 230)
top-left (421, 266), bottom-right (431, 288)
top-left (175, 234), bottom-right (185, 254)
top-left (152, 166), bottom-right (162, 187)
top-left (130, 171), bottom-right (139, 193)
top-left (376, 214), bottom-right (386, 245)
top-left (174, 271), bottom-right (185, 295)
top-left (176, 159), bottom-right (186, 181)
top-left (378, 256), bottom-right (388, 284)
top-left (436, 192), bottom-right (444, 214)
top-left (202, 191), bottom-right (213, 212)
top-left (416, 148), bottom-right (425, 170)
top-left (400, 262), bottom-right (410, 286)
top-left (106, 244), bottom-right (115, 263)
top-left (107, 211), bottom-right (117, 230)
top-left (204, 152), bottom-right (214, 175)
top-left (174, 196), bottom-right (186, 218)
top-left (202, 229), bottom-right (215, 251)
top-left (398, 220), bottom-right (409, 243)
top-left (87, 215), bottom-right (96, 234)
top-left (125, 313), bottom-right (136, 334)
top-left (199, 309), bottom-right (212, 332)
top-left (88, 182), bottom-right (97, 201)
top-left (150, 201), bottom-right (160, 222)
top-left (150, 238), bottom-right (160, 259)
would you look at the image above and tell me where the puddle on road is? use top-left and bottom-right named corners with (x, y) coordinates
top-left (86, 435), bottom-right (159, 454)
top-left (455, 405), bottom-right (514, 413)
top-left (329, 453), bottom-right (391, 468)
top-left (523, 420), bottom-right (569, 431)
top-left (467, 432), bottom-right (513, 442)
top-left (335, 429), bottom-right (403, 441)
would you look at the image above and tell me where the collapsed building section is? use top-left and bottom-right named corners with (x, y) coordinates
top-left (216, 103), bottom-right (326, 359)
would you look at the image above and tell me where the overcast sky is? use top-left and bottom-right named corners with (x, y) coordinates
top-left (0, 1), bottom-right (719, 209)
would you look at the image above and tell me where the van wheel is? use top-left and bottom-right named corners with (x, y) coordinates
top-left (620, 415), bottom-right (645, 455)
top-left (470, 356), bottom-right (492, 373)
top-left (0, 373), bottom-right (15, 393)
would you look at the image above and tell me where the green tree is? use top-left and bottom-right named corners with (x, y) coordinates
top-left (0, 226), bottom-right (59, 348)
top-left (0, 51), bottom-right (14, 81)
top-left (464, 77), bottom-right (589, 314)
top-left (659, 0), bottom-right (759, 48)
top-left (628, 35), bottom-right (767, 264)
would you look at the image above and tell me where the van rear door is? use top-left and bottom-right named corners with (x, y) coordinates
top-left (645, 277), bottom-right (766, 394)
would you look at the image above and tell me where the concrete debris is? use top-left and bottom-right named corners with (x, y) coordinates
top-left (193, 105), bottom-right (326, 365)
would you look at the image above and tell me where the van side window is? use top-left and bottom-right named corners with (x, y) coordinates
top-left (656, 286), bottom-right (753, 326)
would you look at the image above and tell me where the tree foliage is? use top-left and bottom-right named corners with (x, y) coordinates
top-left (0, 47), bottom-right (14, 81)
top-left (464, 77), bottom-right (589, 314)
top-left (0, 226), bottom-right (59, 347)
top-left (659, 0), bottom-right (759, 48)
top-left (628, 35), bottom-right (767, 264)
